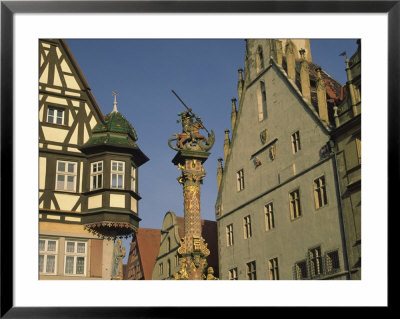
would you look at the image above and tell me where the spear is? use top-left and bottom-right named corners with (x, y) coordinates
top-left (171, 89), bottom-right (211, 135)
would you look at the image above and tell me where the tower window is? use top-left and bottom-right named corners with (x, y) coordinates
top-left (256, 46), bottom-right (264, 72)
top-left (111, 160), bottom-right (125, 189)
top-left (258, 81), bottom-right (268, 121)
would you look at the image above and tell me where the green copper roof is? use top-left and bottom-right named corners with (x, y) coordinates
top-left (82, 111), bottom-right (139, 149)
top-left (93, 111), bottom-right (138, 141)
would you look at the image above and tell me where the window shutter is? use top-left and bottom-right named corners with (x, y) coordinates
top-left (90, 239), bottom-right (103, 277)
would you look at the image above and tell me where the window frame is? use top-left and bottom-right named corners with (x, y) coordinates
top-left (258, 81), bottom-right (268, 121)
top-left (326, 249), bottom-right (340, 274)
top-left (131, 165), bottom-right (137, 193)
top-left (309, 246), bottom-right (323, 278)
top-left (39, 238), bottom-right (58, 275)
top-left (111, 160), bottom-right (125, 189)
top-left (55, 160), bottom-right (77, 192)
top-left (90, 160), bottom-right (103, 191)
top-left (294, 259), bottom-right (308, 280)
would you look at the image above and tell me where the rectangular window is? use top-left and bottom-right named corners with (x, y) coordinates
top-left (56, 160), bottom-right (77, 192)
top-left (265, 202), bottom-right (275, 230)
top-left (326, 250), bottom-right (340, 274)
top-left (47, 106), bottom-right (64, 125)
top-left (243, 215), bottom-right (252, 239)
top-left (226, 224), bottom-right (234, 246)
top-left (111, 160), bottom-right (125, 189)
top-left (314, 176), bottom-right (328, 209)
top-left (228, 268), bottom-right (238, 280)
top-left (64, 240), bottom-right (87, 276)
top-left (258, 81), bottom-right (267, 121)
top-left (268, 257), bottom-right (279, 280)
top-left (291, 131), bottom-right (301, 154)
top-left (246, 261), bottom-right (257, 280)
top-left (39, 238), bottom-right (58, 275)
top-left (289, 189), bottom-right (301, 220)
top-left (295, 260), bottom-right (307, 280)
top-left (236, 169), bottom-right (245, 191)
top-left (309, 247), bottom-right (323, 278)
top-left (90, 161), bottom-right (103, 190)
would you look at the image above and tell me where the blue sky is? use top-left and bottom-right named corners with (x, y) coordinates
top-left (66, 39), bottom-right (358, 260)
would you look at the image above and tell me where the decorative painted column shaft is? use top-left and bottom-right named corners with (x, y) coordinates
top-left (168, 97), bottom-right (217, 280)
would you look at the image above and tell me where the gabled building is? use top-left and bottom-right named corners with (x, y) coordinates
top-left (216, 39), bottom-right (360, 280)
top-left (39, 39), bottom-right (148, 279)
top-left (151, 211), bottom-right (218, 280)
top-left (330, 40), bottom-right (361, 279)
top-left (125, 228), bottom-right (161, 280)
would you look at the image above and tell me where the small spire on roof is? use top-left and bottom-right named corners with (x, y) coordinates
top-left (112, 91), bottom-right (118, 113)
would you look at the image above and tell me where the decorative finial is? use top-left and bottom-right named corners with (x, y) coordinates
top-left (112, 91), bottom-right (118, 113)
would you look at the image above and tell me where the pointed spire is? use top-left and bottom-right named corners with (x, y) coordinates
top-left (316, 67), bottom-right (329, 123)
top-left (299, 49), bottom-right (311, 103)
top-left (223, 129), bottom-right (230, 163)
top-left (285, 40), bottom-right (296, 82)
top-left (112, 91), bottom-right (118, 113)
top-left (237, 68), bottom-right (244, 101)
top-left (231, 98), bottom-right (237, 131)
top-left (217, 158), bottom-right (224, 190)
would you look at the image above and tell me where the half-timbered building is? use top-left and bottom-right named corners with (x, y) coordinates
top-left (39, 39), bottom-right (148, 279)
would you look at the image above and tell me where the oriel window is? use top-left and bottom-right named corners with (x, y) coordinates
top-left (111, 160), bottom-right (125, 189)
top-left (90, 161), bottom-right (103, 190)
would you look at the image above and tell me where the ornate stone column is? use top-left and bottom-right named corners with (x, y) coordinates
top-left (168, 107), bottom-right (217, 280)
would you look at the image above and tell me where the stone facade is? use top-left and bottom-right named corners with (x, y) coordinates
top-left (216, 39), bottom-right (360, 280)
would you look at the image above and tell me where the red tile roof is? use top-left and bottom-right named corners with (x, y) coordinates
top-left (135, 228), bottom-right (161, 280)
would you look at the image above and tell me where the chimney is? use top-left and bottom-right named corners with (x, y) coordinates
top-left (237, 68), bottom-right (244, 101)
top-left (231, 98), bottom-right (237, 131)
top-left (276, 40), bottom-right (283, 66)
top-left (223, 129), bottom-right (230, 162)
top-left (217, 158), bottom-right (224, 190)
top-left (285, 40), bottom-right (296, 82)
top-left (316, 67), bottom-right (329, 123)
top-left (299, 49), bottom-right (311, 102)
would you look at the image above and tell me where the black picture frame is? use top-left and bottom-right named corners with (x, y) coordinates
top-left (1, 1), bottom-right (395, 317)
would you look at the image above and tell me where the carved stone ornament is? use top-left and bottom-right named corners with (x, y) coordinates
top-left (168, 109), bottom-right (215, 152)
top-left (260, 128), bottom-right (268, 145)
